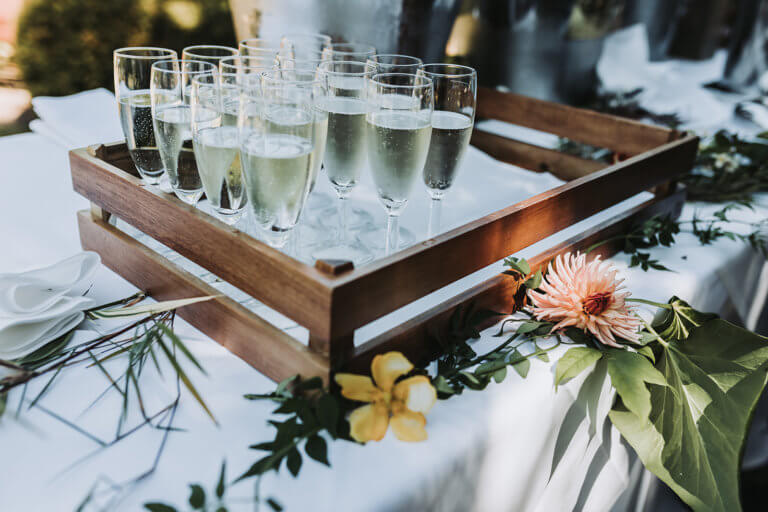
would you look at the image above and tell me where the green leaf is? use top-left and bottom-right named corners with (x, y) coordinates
top-left (517, 321), bottom-right (543, 335)
top-left (492, 367), bottom-right (507, 383)
top-left (653, 297), bottom-right (717, 341)
top-left (188, 484), bottom-right (205, 509)
top-left (215, 461), bottom-right (226, 499)
top-left (605, 349), bottom-right (667, 419)
top-left (433, 375), bottom-right (455, 396)
top-left (503, 256), bottom-right (530, 276)
top-left (554, 347), bottom-right (603, 388)
top-left (609, 319), bottom-right (768, 512)
top-left (144, 504), bottom-right (178, 512)
top-left (286, 447), bottom-right (302, 477)
top-left (305, 434), bottom-right (330, 466)
top-left (238, 455), bottom-right (276, 480)
top-left (155, 336), bottom-right (217, 424)
top-left (267, 498), bottom-right (283, 511)
top-left (0, 392), bottom-right (6, 420)
top-left (637, 345), bottom-right (655, 363)
top-left (316, 394), bottom-right (339, 437)
top-left (91, 296), bottom-right (217, 318)
top-left (524, 270), bottom-right (543, 289)
top-left (512, 357), bottom-right (530, 378)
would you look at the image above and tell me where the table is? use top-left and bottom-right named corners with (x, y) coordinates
top-left (1, 28), bottom-right (767, 512)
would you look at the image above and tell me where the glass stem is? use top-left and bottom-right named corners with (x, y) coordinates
top-left (385, 213), bottom-right (399, 256)
top-left (428, 197), bottom-right (442, 238)
top-left (338, 195), bottom-right (349, 244)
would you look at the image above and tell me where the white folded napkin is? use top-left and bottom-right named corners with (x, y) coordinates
top-left (0, 312), bottom-right (85, 360)
top-left (0, 252), bottom-right (100, 315)
top-left (30, 88), bottom-right (124, 149)
top-left (0, 252), bottom-right (100, 360)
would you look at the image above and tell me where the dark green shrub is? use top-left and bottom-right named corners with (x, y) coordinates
top-left (15, 0), bottom-right (236, 97)
top-left (15, 0), bottom-right (148, 96)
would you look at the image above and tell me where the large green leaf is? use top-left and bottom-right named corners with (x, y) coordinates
top-left (609, 319), bottom-right (768, 512)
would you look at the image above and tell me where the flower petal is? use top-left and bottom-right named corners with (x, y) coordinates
top-left (348, 403), bottom-right (389, 443)
top-left (334, 373), bottom-right (378, 403)
top-left (393, 376), bottom-right (437, 414)
top-left (371, 351), bottom-right (413, 392)
top-left (390, 410), bottom-right (428, 442)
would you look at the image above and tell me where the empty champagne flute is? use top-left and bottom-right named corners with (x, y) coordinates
top-left (239, 37), bottom-right (285, 59)
top-left (182, 45), bottom-right (238, 67)
top-left (366, 73), bottom-right (433, 255)
top-left (365, 54), bottom-right (423, 75)
top-left (190, 72), bottom-right (247, 224)
top-left (239, 77), bottom-right (317, 248)
top-left (150, 59), bottom-right (217, 204)
top-left (280, 33), bottom-right (331, 60)
top-left (220, 55), bottom-right (278, 75)
top-left (321, 42), bottom-right (376, 62)
top-left (114, 47), bottom-right (177, 185)
top-left (419, 64), bottom-right (477, 237)
top-left (312, 60), bottom-right (374, 265)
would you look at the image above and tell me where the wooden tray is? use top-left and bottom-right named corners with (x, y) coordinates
top-left (69, 87), bottom-right (698, 383)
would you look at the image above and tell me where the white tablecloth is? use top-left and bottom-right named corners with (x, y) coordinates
top-left (2, 28), bottom-right (767, 512)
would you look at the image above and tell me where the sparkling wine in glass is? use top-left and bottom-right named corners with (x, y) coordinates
top-left (366, 72), bottom-right (433, 255)
top-left (419, 64), bottom-right (477, 237)
top-left (190, 72), bottom-right (248, 224)
top-left (311, 60), bottom-right (374, 265)
top-left (150, 59), bottom-right (217, 205)
top-left (239, 78), bottom-right (317, 248)
top-left (114, 47), bottom-right (177, 185)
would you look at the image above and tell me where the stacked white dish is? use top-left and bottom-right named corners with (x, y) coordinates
top-left (0, 252), bottom-right (100, 360)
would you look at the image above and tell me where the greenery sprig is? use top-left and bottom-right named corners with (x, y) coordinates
top-left (591, 204), bottom-right (768, 272)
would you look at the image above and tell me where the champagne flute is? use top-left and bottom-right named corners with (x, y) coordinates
top-left (239, 38), bottom-right (285, 59)
top-left (311, 60), bottom-right (374, 265)
top-left (280, 33), bottom-right (331, 60)
top-left (150, 59), bottom-right (217, 204)
top-left (220, 55), bottom-right (278, 75)
top-left (419, 64), bottom-right (477, 237)
top-left (190, 72), bottom-right (248, 224)
top-left (239, 76), bottom-right (317, 248)
top-left (321, 42), bottom-right (376, 62)
top-left (182, 45), bottom-right (238, 67)
top-left (365, 54), bottom-right (423, 75)
top-left (114, 47), bottom-right (177, 185)
top-left (366, 73), bottom-right (433, 256)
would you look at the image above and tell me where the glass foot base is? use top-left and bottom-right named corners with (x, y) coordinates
top-left (312, 240), bottom-right (374, 267)
top-left (358, 225), bottom-right (417, 253)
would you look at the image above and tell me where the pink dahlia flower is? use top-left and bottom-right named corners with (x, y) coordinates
top-left (528, 252), bottom-right (641, 348)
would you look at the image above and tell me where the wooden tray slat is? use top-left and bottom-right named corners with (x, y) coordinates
top-left (77, 210), bottom-right (329, 382)
top-left (476, 86), bottom-right (676, 156)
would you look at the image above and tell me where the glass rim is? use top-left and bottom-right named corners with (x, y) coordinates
top-left (368, 72), bottom-right (433, 90)
top-left (151, 59), bottom-right (218, 75)
top-left (368, 53), bottom-right (423, 64)
top-left (420, 63), bottom-right (477, 79)
top-left (182, 45), bottom-right (238, 57)
top-left (114, 47), bottom-right (177, 59)
top-left (316, 59), bottom-right (370, 77)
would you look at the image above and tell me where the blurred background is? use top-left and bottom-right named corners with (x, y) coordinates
top-left (3, 0), bottom-right (768, 136)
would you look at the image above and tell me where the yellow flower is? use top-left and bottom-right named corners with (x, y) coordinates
top-left (335, 352), bottom-right (437, 443)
